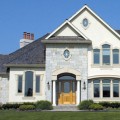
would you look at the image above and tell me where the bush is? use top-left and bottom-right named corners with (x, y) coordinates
top-left (0, 103), bottom-right (2, 110)
top-left (99, 102), bottom-right (111, 108)
top-left (23, 102), bottom-right (36, 106)
top-left (78, 100), bottom-right (94, 110)
top-left (2, 103), bottom-right (22, 109)
top-left (110, 102), bottom-right (120, 108)
top-left (19, 105), bottom-right (35, 111)
top-left (36, 100), bottom-right (53, 110)
top-left (89, 104), bottom-right (104, 110)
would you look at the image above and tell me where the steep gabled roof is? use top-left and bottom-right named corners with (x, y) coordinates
top-left (0, 33), bottom-right (49, 74)
top-left (45, 20), bottom-right (88, 40)
top-left (69, 5), bottom-right (120, 39)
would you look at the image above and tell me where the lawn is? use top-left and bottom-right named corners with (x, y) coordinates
top-left (0, 110), bottom-right (120, 120)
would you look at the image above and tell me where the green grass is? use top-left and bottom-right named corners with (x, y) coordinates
top-left (0, 110), bottom-right (120, 120)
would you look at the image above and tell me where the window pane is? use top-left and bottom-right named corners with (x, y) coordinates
top-left (113, 84), bottom-right (119, 97)
top-left (94, 84), bottom-right (100, 97)
top-left (102, 44), bottom-right (110, 48)
top-left (103, 79), bottom-right (110, 83)
top-left (93, 49), bottom-right (100, 64)
top-left (25, 71), bottom-right (33, 96)
top-left (113, 49), bottom-right (119, 64)
top-left (93, 80), bottom-right (100, 83)
top-left (64, 82), bottom-right (70, 93)
top-left (103, 49), bottom-right (110, 65)
top-left (113, 80), bottom-right (119, 84)
top-left (18, 75), bottom-right (22, 93)
top-left (36, 76), bottom-right (40, 93)
top-left (103, 86), bottom-right (110, 97)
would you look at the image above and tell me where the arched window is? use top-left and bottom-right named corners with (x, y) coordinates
top-left (58, 73), bottom-right (76, 80)
top-left (113, 49), bottom-right (119, 64)
top-left (25, 71), bottom-right (33, 96)
top-left (93, 49), bottom-right (100, 64)
top-left (102, 44), bottom-right (110, 65)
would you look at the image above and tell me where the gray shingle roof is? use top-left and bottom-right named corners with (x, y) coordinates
top-left (0, 33), bottom-right (49, 74)
top-left (116, 30), bottom-right (120, 34)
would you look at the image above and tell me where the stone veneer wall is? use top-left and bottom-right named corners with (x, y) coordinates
top-left (45, 43), bottom-right (89, 102)
top-left (0, 77), bottom-right (9, 104)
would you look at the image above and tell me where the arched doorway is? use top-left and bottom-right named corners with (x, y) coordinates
top-left (57, 73), bottom-right (76, 105)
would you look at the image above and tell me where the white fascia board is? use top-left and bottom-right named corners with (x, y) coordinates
top-left (45, 20), bottom-right (68, 39)
top-left (46, 20), bottom-right (87, 40)
top-left (69, 5), bottom-right (120, 39)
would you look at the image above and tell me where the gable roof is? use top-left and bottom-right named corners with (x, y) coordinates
top-left (45, 20), bottom-right (88, 40)
top-left (46, 5), bottom-right (120, 40)
top-left (69, 5), bottom-right (120, 39)
top-left (0, 33), bottom-right (49, 74)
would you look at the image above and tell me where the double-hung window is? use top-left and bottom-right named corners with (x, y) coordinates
top-left (93, 49), bottom-right (100, 64)
top-left (113, 80), bottom-right (119, 97)
top-left (17, 75), bottom-right (23, 93)
top-left (102, 44), bottom-right (110, 65)
top-left (93, 80), bottom-right (100, 97)
top-left (113, 49), bottom-right (119, 64)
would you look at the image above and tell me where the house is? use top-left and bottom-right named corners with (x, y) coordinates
top-left (0, 5), bottom-right (120, 106)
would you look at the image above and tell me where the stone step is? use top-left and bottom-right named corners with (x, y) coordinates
top-left (52, 105), bottom-right (79, 111)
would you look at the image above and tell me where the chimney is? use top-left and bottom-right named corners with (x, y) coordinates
top-left (20, 32), bottom-right (34, 48)
top-left (23, 32), bottom-right (27, 39)
top-left (27, 33), bottom-right (30, 39)
top-left (31, 33), bottom-right (34, 40)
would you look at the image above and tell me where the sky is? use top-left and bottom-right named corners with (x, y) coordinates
top-left (0, 0), bottom-right (120, 54)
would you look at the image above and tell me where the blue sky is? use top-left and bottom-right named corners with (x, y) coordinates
top-left (0, 0), bottom-right (120, 54)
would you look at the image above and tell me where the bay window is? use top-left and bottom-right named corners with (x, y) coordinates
top-left (93, 80), bottom-right (100, 97)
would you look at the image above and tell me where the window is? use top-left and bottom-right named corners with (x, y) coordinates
top-left (113, 80), bottom-right (119, 97)
top-left (18, 75), bottom-right (23, 93)
top-left (93, 80), bottom-right (100, 97)
top-left (103, 79), bottom-right (110, 97)
top-left (113, 49), bottom-right (119, 64)
top-left (102, 44), bottom-right (110, 65)
top-left (82, 18), bottom-right (89, 27)
top-left (36, 76), bottom-right (40, 93)
top-left (93, 49), bottom-right (100, 64)
top-left (25, 71), bottom-right (33, 96)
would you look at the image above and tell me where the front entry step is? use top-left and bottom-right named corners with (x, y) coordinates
top-left (53, 105), bottom-right (78, 111)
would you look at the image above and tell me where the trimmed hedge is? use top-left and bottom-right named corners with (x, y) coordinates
top-left (89, 104), bottom-right (104, 110)
top-left (78, 100), bottom-right (94, 110)
top-left (19, 105), bottom-right (35, 111)
top-left (36, 100), bottom-right (53, 110)
top-left (2, 103), bottom-right (22, 109)
top-left (99, 102), bottom-right (120, 108)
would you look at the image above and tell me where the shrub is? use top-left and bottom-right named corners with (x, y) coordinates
top-left (110, 102), bottom-right (120, 108)
top-left (23, 102), bottom-right (35, 106)
top-left (99, 102), bottom-right (111, 108)
top-left (0, 103), bottom-right (2, 110)
top-left (2, 103), bottom-right (22, 109)
top-left (36, 100), bottom-right (53, 110)
top-left (19, 105), bottom-right (35, 111)
top-left (78, 100), bottom-right (94, 110)
top-left (89, 104), bottom-right (104, 110)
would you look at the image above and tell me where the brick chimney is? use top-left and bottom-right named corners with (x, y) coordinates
top-left (20, 32), bottom-right (34, 48)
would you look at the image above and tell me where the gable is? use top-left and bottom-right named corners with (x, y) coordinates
top-left (46, 5), bottom-right (120, 47)
top-left (54, 23), bottom-right (80, 36)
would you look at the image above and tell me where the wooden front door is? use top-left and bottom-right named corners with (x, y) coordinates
top-left (57, 81), bottom-right (76, 104)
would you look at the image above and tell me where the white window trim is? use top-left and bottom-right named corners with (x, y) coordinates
top-left (92, 78), bottom-right (120, 100)
top-left (16, 74), bottom-right (23, 96)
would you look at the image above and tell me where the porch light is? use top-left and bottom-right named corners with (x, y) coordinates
top-left (83, 81), bottom-right (86, 90)
top-left (47, 82), bottom-right (50, 90)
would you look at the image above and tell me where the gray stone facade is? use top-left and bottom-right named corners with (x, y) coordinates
top-left (0, 77), bottom-right (9, 104)
top-left (45, 43), bottom-right (89, 103)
